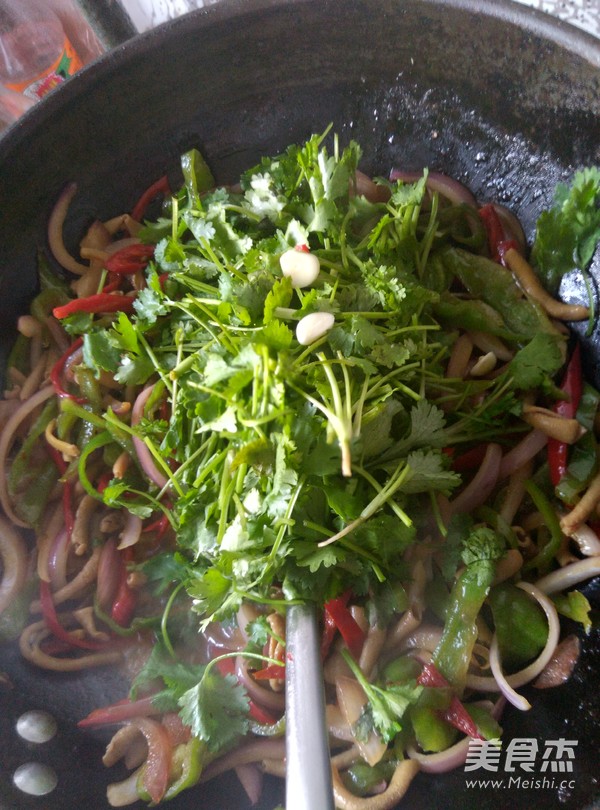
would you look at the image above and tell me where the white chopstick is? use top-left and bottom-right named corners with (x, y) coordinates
top-left (285, 602), bottom-right (335, 810)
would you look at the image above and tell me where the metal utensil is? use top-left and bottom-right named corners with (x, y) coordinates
top-left (285, 603), bottom-right (334, 810)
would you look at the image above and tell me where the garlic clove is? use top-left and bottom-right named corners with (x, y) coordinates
top-left (280, 248), bottom-right (320, 288)
top-left (296, 312), bottom-right (335, 345)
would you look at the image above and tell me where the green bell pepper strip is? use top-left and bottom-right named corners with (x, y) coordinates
top-left (30, 287), bottom-right (71, 324)
top-left (77, 431), bottom-right (120, 501)
top-left (8, 399), bottom-right (57, 497)
top-left (163, 737), bottom-right (209, 801)
top-left (60, 398), bottom-right (134, 456)
top-left (464, 704), bottom-right (502, 741)
top-left (522, 480), bottom-right (562, 573)
top-left (487, 583), bottom-right (548, 668)
top-left (410, 705), bottom-right (457, 753)
top-left (341, 759), bottom-right (397, 798)
top-left (5, 332), bottom-right (30, 376)
top-left (74, 366), bottom-right (104, 412)
top-left (6, 398), bottom-right (60, 526)
top-left (432, 561), bottom-right (497, 693)
top-left (248, 713), bottom-right (286, 737)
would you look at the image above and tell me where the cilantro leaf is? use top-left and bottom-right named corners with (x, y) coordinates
top-left (532, 167), bottom-right (600, 293)
top-left (178, 668), bottom-right (249, 752)
top-left (505, 332), bottom-right (565, 392)
top-left (246, 615), bottom-right (271, 647)
top-left (341, 649), bottom-right (422, 743)
top-left (552, 590), bottom-right (592, 634)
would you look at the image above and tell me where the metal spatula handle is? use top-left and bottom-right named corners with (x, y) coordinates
top-left (285, 602), bottom-right (335, 810)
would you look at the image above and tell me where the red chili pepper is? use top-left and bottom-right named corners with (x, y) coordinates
top-left (450, 444), bottom-right (488, 473)
top-left (417, 661), bottom-right (448, 688)
top-left (320, 610), bottom-right (337, 660)
top-left (96, 471), bottom-right (113, 493)
top-left (478, 204), bottom-right (520, 265)
top-left (101, 278), bottom-right (122, 293)
top-left (547, 344), bottom-right (583, 487)
top-left (142, 511), bottom-right (170, 540)
top-left (46, 444), bottom-right (67, 474)
top-left (324, 591), bottom-right (367, 659)
top-left (417, 662), bottom-right (484, 740)
top-left (247, 700), bottom-right (281, 725)
top-left (215, 657), bottom-right (236, 677)
top-left (252, 663), bottom-right (285, 680)
top-left (62, 480), bottom-right (75, 543)
top-left (442, 696), bottom-right (485, 740)
top-left (45, 446), bottom-right (76, 543)
top-left (110, 549), bottom-right (137, 627)
top-left (213, 657), bottom-right (281, 724)
top-left (132, 175), bottom-right (171, 222)
top-left (78, 695), bottom-right (161, 727)
top-left (39, 580), bottom-right (106, 650)
top-left (104, 244), bottom-right (155, 275)
top-left (50, 337), bottom-right (86, 401)
top-left (53, 292), bottom-right (136, 319)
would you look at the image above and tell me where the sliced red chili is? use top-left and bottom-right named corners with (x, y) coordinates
top-left (49, 337), bottom-right (86, 401)
top-left (53, 292), bottom-right (136, 319)
top-left (104, 244), bottom-right (155, 275)
top-left (451, 444), bottom-right (488, 473)
top-left (548, 344), bottom-right (583, 487)
top-left (101, 278), bottom-right (122, 293)
top-left (320, 610), bottom-right (337, 660)
top-left (252, 663), bottom-right (285, 680)
top-left (247, 700), bottom-right (281, 725)
top-left (417, 662), bottom-right (484, 740)
top-left (417, 661), bottom-right (448, 688)
top-left (39, 580), bottom-right (107, 651)
top-left (214, 657), bottom-right (281, 725)
top-left (442, 695), bottom-right (485, 740)
top-left (132, 175), bottom-right (171, 222)
top-left (324, 591), bottom-right (367, 659)
top-left (478, 204), bottom-right (520, 265)
top-left (78, 695), bottom-right (160, 727)
top-left (214, 657), bottom-right (236, 677)
top-left (110, 549), bottom-right (137, 627)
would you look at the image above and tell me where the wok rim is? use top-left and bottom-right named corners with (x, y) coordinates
top-left (0, 2), bottom-right (599, 809)
top-left (1, 0), bottom-right (600, 162)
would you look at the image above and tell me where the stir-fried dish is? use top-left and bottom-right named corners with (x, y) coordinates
top-left (1, 131), bottom-right (600, 808)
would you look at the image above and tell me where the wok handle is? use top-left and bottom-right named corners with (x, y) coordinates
top-left (285, 602), bottom-right (334, 810)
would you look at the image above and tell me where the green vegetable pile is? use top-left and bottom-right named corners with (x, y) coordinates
top-left (19, 131), bottom-right (600, 776)
top-left (69, 132), bottom-right (573, 619)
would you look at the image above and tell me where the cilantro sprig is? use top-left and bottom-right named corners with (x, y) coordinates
top-left (73, 132), bottom-right (569, 627)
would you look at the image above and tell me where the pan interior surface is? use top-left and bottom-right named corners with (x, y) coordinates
top-left (0, 1), bottom-right (599, 808)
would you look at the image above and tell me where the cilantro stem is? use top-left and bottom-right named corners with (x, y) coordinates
top-left (238, 591), bottom-right (305, 608)
top-left (239, 408), bottom-right (293, 427)
top-left (288, 380), bottom-right (352, 476)
top-left (174, 300), bottom-right (232, 353)
top-left (205, 651), bottom-right (284, 678)
top-left (200, 237), bottom-right (246, 283)
top-left (319, 461), bottom-right (412, 547)
top-left (429, 489), bottom-right (448, 538)
top-left (222, 203), bottom-right (263, 221)
top-left (161, 580), bottom-right (186, 657)
top-left (137, 331), bottom-right (173, 395)
top-left (317, 352), bottom-right (354, 476)
top-left (353, 465), bottom-right (412, 524)
top-left (143, 436), bottom-right (185, 497)
top-left (386, 323), bottom-right (440, 338)
top-left (268, 481), bottom-right (304, 563)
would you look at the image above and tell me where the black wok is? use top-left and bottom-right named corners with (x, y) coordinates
top-left (0, 1), bottom-right (599, 808)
